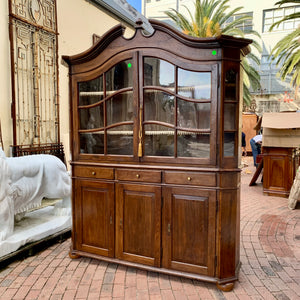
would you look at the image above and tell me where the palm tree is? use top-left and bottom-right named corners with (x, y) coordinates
top-left (270, 0), bottom-right (300, 98)
top-left (164, 0), bottom-right (262, 106)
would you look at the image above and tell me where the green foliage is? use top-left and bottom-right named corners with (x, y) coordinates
top-left (270, 0), bottom-right (300, 92)
top-left (164, 0), bottom-right (261, 106)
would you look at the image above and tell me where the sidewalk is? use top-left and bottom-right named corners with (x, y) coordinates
top-left (0, 157), bottom-right (299, 299)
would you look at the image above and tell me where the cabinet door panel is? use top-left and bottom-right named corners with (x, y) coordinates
top-left (75, 180), bottom-right (114, 257)
top-left (116, 184), bottom-right (161, 267)
top-left (163, 187), bottom-right (216, 276)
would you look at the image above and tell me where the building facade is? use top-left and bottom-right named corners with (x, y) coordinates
top-left (142, 0), bottom-right (300, 114)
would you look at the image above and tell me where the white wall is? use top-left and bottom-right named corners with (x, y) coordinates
top-left (0, 1), bottom-right (13, 156)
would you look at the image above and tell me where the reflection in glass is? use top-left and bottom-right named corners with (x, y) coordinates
top-left (107, 92), bottom-right (133, 125)
top-left (144, 90), bottom-right (174, 124)
top-left (79, 105), bottom-right (103, 130)
top-left (78, 76), bottom-right (103, 106)
top-left (144, 57), bottom-right (175, 91)
top-left (225, 69), bottom-right (237, 101)
top-left (107, 125), bottom-right (133, 155)
top-left (224, 132), bottom-right (235, 156)
top-left (80, 132), bottom-right (104, 154)
top-left (177, 132), bottom-right (210, 158)
top-left (177, 100), bottom-right (210, 129)
top-left (144, 125), bottom-right (174, 156)
top-left (178, 69), bottom-right (211, 100)
top-left (224, 103), bottom-right (236, 131)
top-left (106, 59), bottom-right (133, 92)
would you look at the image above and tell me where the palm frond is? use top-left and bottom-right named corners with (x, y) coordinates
top-left (270, 13), bottom-right (300, 31)
top-left (275, 0), bottom-right (300, 6)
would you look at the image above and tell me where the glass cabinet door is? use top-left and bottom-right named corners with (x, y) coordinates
top-left (78, 59), bottom-right (134, 155)
top-left (223, 69), bottom-right (238, 157)
top-left (143, 57), bottom-right (213, 159)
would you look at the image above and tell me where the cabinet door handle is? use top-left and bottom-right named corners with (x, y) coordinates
top-left (92, 171), bottom-right (96, 175)
top-left (110, 216), bottom-right (113, 225)
top-left (136, 174), bottom-right (140, 179)
top-left (168, 223), bottom-right (171, 234)
top-left (187, 177), bottom-right (191, 181)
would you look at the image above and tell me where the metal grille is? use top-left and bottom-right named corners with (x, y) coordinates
top-left (10, 0), bottom-right (58, 146)
top-left (11, 142), bottom-right (65, 164)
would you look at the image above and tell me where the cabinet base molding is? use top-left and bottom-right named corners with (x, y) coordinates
top-left (69, 249), bottom-right (238, 291)
top-left (263, 189), bottom-right (289, 198)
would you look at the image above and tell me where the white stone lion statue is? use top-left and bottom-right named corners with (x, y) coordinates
top-left (0, 148), bottom-right (71, 242)
top-left (0, 156), bottom-right (14, 241)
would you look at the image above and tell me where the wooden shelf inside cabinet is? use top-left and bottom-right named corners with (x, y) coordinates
top-left (64, 19), bottom-right (251, 291)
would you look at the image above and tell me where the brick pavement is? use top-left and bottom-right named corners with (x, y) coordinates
top-left (0, 157), bottom-right (299, 299)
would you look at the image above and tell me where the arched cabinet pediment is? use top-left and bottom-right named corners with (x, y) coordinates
top-left (63, 20), bottom-right (251, 291)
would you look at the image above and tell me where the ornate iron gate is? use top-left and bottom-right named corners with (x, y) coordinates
top-left (9, 0), bottom-right (59, 147)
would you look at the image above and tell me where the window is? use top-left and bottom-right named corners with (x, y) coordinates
top-left (224, 12), bottom-right (253, 32)
top-left (263, 6), bottom-right (300, 32)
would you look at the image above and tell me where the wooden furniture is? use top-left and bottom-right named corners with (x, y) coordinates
top-left (63, 20), bottom-right (251, 291)
top-left (242, 113), bottom-right (257, 155)
top-left (263, 147), bottom-right (299, 197)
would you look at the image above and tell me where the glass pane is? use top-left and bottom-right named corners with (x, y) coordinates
top-left (144, 57), bottom-right (175, 91)
top-left (107, 92), bottom-right (133, 125)
top-left (144, 125), bottom-right (174, 156)
top-left (80, 132), bottom-right (104, 154)
top-left (264, 11), bottom-right (273, 19)
top-left (224, 132), bottom-right (235, 157)
top-left (264, 24), bottom-right (271, 32)
top-left (106, 59), bottom-right (133, 93)
top-left (177, 132), bottom-right (210, 158)
top-left (177, 100), bottom-right (210, 129)
top-left (274, 9), bottom-right (283, 17)
top-left (285, 8), bottom-right (294, 15)
top-left (224, 103), bottom-right (236, 131)
top-left (225, 69), bottom-right (237, 101)
top-left (107, 125), bottom-right (133, 155)
top-left (79, 105), bottom-right (103, 130)
top-left (178, 69), bottom-right (211, 100)
top-left (144, 90), bottom-right (174, 124)
top-left (284, 21), bottom-right (294, 30)
top-left (78, 76), bottom-right (103, 106)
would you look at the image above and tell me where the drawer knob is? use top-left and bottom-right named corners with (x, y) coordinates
top-left (187, 177), bottom-right (192, 181)
top-left (92, 171), bottom-right (96, 175)
top-left (136, 174), bottom-right (140, 179)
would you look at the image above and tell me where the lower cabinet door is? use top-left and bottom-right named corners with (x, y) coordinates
top-left (162, 187), bottom-right (216, 276)
top-left (74, 179), bottom-right (114, 257)
top-left (116, 183), bottom-right (161, 267)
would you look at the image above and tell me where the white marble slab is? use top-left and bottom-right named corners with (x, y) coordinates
top-left (0, 205), bottom-right (71, 258)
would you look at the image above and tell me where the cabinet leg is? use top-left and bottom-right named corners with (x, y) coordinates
top-left (216, 281), bottom-right (234, 292)
top-left (69, 251), bottom-right (81, 259)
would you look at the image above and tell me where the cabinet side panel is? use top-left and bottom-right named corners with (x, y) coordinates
top-left (217, 189), bottom-right (239, 279)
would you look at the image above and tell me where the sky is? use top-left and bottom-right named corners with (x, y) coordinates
top-left (127, 0), bottom-right (141, 12)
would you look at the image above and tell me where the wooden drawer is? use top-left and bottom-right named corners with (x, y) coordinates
top-left (73, 165), bottom-right (114, 180)
top-left (164, 171), bottom-right (216, 187)
top-left (116, 169), bottom-right (161, 183)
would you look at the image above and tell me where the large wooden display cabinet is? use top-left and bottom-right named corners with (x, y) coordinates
top-left (63, 20), bottom-right (251, 291)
